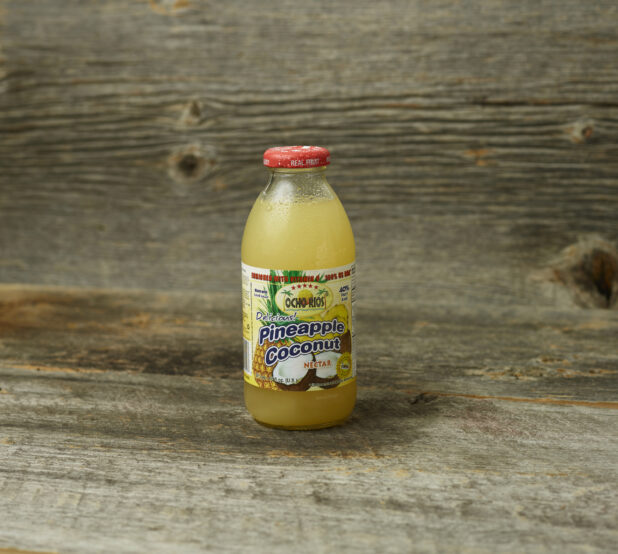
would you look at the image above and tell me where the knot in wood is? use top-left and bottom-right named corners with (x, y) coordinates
top-left (410, 392), bottom-right (438, 405)
top-left (552, 237), bottom-right (617, 309)
top-left (178, 153), bottom-right (200, 176)
top-left (168, 144), bottom-right (217, 185)
top-left (180, 100), bottom-right (203, 126)
top-left (582, 249), bottom-right (616, 304)
top-left (567, 119), bottom-right (594, 144)
top-left (149, 0), bottom-right (191, 16)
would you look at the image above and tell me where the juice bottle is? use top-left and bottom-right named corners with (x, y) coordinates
top-left (241, 146), bottom-right (356, 429)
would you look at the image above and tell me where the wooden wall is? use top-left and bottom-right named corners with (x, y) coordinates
top-left (1, 0), bottom-right (616, 308)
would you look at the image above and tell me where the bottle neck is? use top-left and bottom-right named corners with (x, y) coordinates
top-left (263, 166), bottom-right (334, 202)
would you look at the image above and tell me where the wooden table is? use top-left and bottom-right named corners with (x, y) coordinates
top-left (1, 284), bottom-right (616, 553)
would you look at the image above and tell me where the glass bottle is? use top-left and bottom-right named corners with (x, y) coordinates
top-left (241, 146), bottom-right (356, 429)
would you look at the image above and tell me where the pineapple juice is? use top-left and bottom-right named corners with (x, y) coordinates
top-left (242, 147), bottom-right (356, 429)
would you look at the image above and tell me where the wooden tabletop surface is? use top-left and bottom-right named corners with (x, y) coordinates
top-left (1, 284), bottom-right (616, 553)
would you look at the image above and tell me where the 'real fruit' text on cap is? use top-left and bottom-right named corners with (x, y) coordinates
top-left (263, 146), bottom-right (331, 169)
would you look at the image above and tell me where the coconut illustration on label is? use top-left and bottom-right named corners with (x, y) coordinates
top-left (272, 350), bottom-right (341, 391)
top-left (313, 351), bottom-right (341, 389)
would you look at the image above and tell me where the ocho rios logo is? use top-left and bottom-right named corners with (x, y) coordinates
top-left (275, 282), bottom-right (333, 316)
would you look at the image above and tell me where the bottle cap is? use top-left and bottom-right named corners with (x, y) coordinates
top-left (263, 146), bottom-right (330, 169)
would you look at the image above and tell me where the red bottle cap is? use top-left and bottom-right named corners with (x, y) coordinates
top-left (263, 146), bottom-right (331, 169)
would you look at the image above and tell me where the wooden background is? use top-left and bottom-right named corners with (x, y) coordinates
top-left (0, 0), bottom-right (616, 305)
top-left (1, 1), bottom-right (617, 553)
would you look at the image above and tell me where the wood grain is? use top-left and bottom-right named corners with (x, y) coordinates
top-left (0, 549), bottom-right (57, 554)
top-left (1, 364), bottom-right (617, 553)
top-left (0, 285), bottom-right (616, 401)
top-left (0, 285), bottom-right (617, 552)
top-left (1, 1), bottom-right (618, 550)
top-left (1, 0), bottom-right (617, 303)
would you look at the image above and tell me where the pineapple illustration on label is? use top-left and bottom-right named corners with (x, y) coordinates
top-left (242, 263), bottom-right (355, 392)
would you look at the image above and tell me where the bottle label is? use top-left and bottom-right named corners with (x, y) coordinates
top-left (242, 262), bottom-right (356, 391)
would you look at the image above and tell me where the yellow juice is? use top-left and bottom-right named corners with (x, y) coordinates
top-left (242, 164), bottom-right (356, 430)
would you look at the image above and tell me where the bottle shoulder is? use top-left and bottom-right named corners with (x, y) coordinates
top-left (242, 194), bottom-right (355, 269)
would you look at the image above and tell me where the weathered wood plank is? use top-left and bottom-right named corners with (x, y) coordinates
top-left (1, 285), bottom-right (617, 551)
top-left (0, 285), bottom-right (616, 403)
top-left (1, 365), bottom-right (617, 554)
top-left (1, 0), bottom-right (617, 297)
